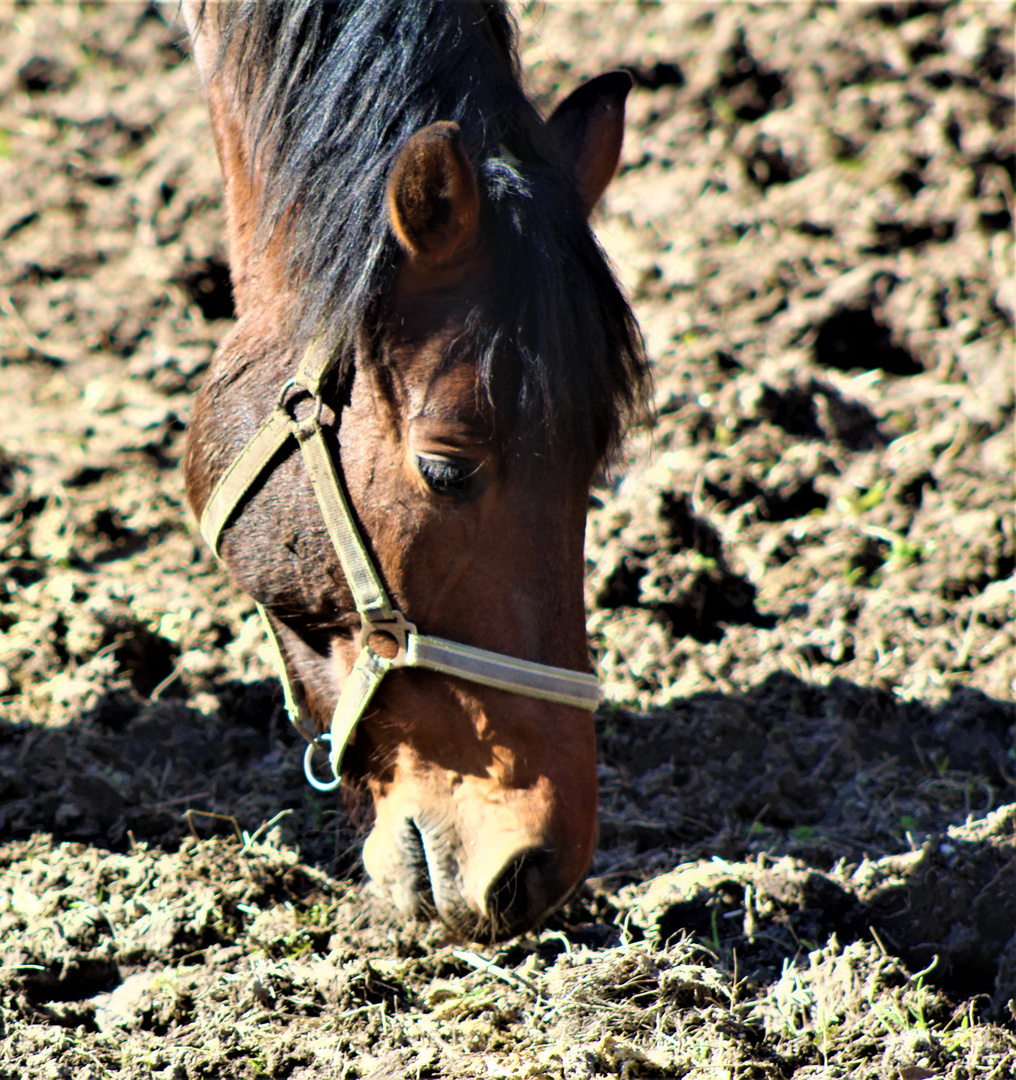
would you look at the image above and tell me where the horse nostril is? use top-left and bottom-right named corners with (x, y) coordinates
top-left (403, 819), bottom-right (434, 912)
top-left (485, 849), bottom-right (551, 935)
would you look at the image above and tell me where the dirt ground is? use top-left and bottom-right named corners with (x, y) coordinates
top-left (0, 2), bottom-right (1013, 1077)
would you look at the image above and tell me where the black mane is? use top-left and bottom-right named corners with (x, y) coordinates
top-left (210, 0), bottom-right (648, 458)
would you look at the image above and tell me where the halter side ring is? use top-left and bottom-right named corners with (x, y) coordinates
top-left (303, 734), bottom-right (343, 792)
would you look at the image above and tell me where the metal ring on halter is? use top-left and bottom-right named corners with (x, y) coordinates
top-left (277, 378), bottom-right (323, 431)
top-left (303, 734), bottom-right (342, 792)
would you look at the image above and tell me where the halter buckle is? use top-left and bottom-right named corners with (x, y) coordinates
top-left (360, 608), bottom-right (416, 665)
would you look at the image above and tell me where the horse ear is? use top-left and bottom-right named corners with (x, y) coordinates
top-left (387, 122), bottom-right (480, 266)
top-left (547, 71), bottom-right (632, 214)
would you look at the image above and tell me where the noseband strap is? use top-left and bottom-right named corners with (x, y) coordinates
top-left (198, 340), bottom-right (599, 790)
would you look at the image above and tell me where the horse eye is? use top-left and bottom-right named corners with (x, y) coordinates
top-left (416, 454), bottom-right (481, 499)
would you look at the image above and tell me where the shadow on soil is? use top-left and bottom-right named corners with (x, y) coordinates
top-left (588, 674), bottom-right (1016, 1016)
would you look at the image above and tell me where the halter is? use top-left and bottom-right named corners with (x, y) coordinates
top-left (198, 337), bottom-right (600, 791)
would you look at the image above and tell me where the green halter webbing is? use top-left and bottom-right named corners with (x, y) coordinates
top-left (198, 339), bottom-right (600, 791)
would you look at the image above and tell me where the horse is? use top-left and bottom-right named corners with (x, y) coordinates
top-left (180, 0), bottom-right (648, 940)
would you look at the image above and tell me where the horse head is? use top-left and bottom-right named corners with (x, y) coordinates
top-left (181, 1), bottom-right (647, 940)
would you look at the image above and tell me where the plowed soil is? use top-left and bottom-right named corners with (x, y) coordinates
top-left (0, 3), bottom-right (1013, 1078)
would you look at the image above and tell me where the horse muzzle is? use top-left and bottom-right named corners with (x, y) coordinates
top-left (362, 767), bottom-right (597, 940)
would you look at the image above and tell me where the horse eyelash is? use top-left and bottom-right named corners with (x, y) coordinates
top-left (416, 455), bottom-right (481, 496)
